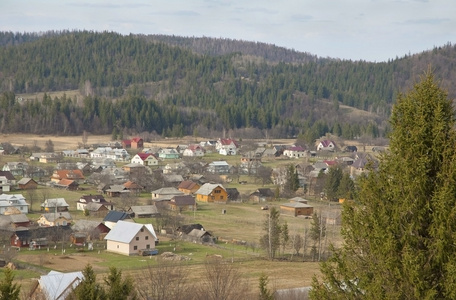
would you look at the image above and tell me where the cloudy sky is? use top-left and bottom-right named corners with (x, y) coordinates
top-left (1, 0), bottom-right (454, 62)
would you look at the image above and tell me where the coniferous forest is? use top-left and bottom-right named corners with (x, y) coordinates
top-left (1, 30), bottom-right (456, 140)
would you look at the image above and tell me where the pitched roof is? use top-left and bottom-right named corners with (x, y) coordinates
top-left (103, 211), bottom-right (131, 222)
top-left (124, 181), bottom-right (143, 189)
top-left (41, 212), bottom-right (72, 222)
top-left (171, 195), bottom-right (195, 206)
top-left (41, 198), bottom-right (69, 208)
top-left (178, 180), bottom-right (199, 190)
top-left (38, 271), bottom-right (84, 300)
top-left (280, 202), bottom-right (313, 208)
top-left (136, 153), bottom-right (152, 161)
top-left (195, 183), bottom-right (225, 195)
top-left (104, 220), bottom-right (156, 243)
top-left (53, 169), bottom-right (84, 180)
top-left (17, 177), bottom-right (36, 185)
top-left (0, 171), bottom-right (15, 180)
top-left (129, 205), bottom-right (159, 216)
top-left (151, 187), bottom-right (183, 195)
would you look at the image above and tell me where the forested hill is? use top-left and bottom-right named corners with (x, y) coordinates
top-left (0, 30), bottom-right (455, 141)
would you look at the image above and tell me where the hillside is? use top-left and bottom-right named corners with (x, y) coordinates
top-left (0, 31), bottom-right (455, 142)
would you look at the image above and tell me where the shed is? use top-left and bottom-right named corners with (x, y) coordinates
top-left (280, 202), bottom-right (314, 217)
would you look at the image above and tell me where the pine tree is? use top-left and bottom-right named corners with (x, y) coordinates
top-left (0, 268), bottom-right (20, 300)
top-left (104, 267), bottom-right (137, 300)
top-left (73, 264), bottom-right (106, 300)
top-left (311, 72), bottom-right (456, 299)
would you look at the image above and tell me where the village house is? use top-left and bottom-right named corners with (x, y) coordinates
top-left (122, 163), bottom-right (148, 177)
top-left (207, 161), bottom-right (231, 174)
top-left (158, 148), bottom-right (180, 159)
top-left (103, 211), bottom-right (132, 229)
top-left (40, 198), bottom-right (69, 212)
top-left (17, 177), bottom-right (38, 190)
top-left (50, 169), bottom-right (85, 184)
top-left (2, 162), bottom-right (28, 177)
top-left (104, 221), bottom-right (157, 256)
top-left (72, 220), bottom-right (111, 241)
top-left (317, 140), bottom-right (336, 151)
top-left (0, 194), bottom-right (29, 214)
top-left (151, 187), bottom-right (184, 201)
top-left (131, 153), bottom-right (159, 166)
top-left (168, 195), bottom-right (196, 212)
top-left (182, 144), bottom-right (205, 157)
top-left (195, 183), bottom-right (228, 203)
top-left (124, 180), bottom-right (144, 195)
top-left (283, 146), bottom-right (307, 158)
top-left (249, 188), bottom-right (275, 203)
top-left (0, 214), bottom-right (31, 233)
top-left (37, 212), bottom-right (73, 227)
top-left (128, 205), bottom-right (160, 218)
top-left (29, 270), bottom-right (84, 300)
top-left (280, 202), bottom-right (314, 217)
top-left (54, 178), bottom-right (79, 191)
top-left (216, 138), bottom-right (239, 156)
top-left (105, 184), bottom-right (130, 197)
top-left (178, 180), bottom-right (200, 195)
top-left (77, 195), bottom-right (113, 211)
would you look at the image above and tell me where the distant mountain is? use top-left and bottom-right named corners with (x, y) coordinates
top-left (0, 30), bottom-right (455, 140)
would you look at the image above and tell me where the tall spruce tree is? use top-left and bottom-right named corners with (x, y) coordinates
top-left (311, 72), bottom-right (456, 299)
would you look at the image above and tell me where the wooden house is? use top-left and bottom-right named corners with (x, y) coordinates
top-left (178, 180), bottom-right (200, 195)
top-left (249, 188), bottom-right (275, 203)
top-left (195, 183), bottom-right (227, 203)
top-left (17, 177), bottom-right (38, 190)
top-left (169, 195), bottom-right (196, 212)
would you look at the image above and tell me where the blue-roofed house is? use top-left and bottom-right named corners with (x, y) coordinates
top-left (104, 220), bottom-right (158, 256)
top-left (103, 211), bottom-right (132, 229)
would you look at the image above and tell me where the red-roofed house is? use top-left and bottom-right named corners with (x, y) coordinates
top-left (216, 138), bottom-right (239, 156)
top-left (131, 137), bottom-right (144, 149)
top-left (317, 140), bottom-right (336, 151)
top-left (50, 170), bottom-right (85, 183)
top-left (131, 153), bottom-right (159, 166)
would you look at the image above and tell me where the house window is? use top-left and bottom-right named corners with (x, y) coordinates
top-left (117, 245), bottom-right (119, 249)
top-left (145, 236), bottom-right (149, 240)
top-left (146, 244), bottom-right (150, 249)
top-left (214, 189), bottom-right (221, 194)
top-left (221, 196), bottom-right (224, 200)
top-left (140, 228), bottom-right (144, 232)
top-left (136, 237), bottom-right (139, 241)
top-left (134, 246), bottom-right (137, 250)
top-left (62, 221), bottom-right (67, 226)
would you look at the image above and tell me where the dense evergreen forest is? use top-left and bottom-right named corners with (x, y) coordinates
top-left (0, 30), bottom-right (455, 141)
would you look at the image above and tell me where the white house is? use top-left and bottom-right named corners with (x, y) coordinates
top-left (131, 153), bottom-right (159, 166)
top-left (183, 145), bottom-right (205, 157)
top-left (0, 194), bottom-right (29, 214)
top-left (216, 138), bottom-right (238, 156)
top-left (317, 140), bottom-right (336, 151)
top-left (283, 146), bottom-right (306, 158)
top-left (107, 148), bottom-right (131, 161)
top-left (104, 221), bottom-right (157, 256)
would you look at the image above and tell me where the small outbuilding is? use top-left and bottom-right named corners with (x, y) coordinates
top-left (280, 202), bottom-right (314, 217)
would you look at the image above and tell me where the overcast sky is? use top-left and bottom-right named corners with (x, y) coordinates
top-left (1, 0), bottom-right (455, 62)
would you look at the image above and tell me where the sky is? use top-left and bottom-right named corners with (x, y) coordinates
top-left (1, 0), bottom-right (455, 62)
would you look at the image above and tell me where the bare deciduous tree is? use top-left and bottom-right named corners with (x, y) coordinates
top-left (136, 261), bottom-right (190, 300)
top-left (196, 258), bottom-right (250, 300)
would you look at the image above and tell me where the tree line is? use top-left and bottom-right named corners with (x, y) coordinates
top-left (1, 31), bottom-right (455, 139)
